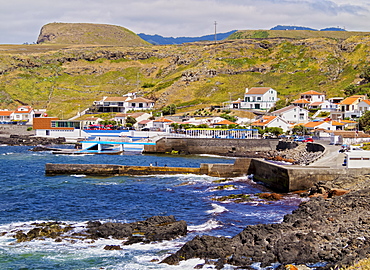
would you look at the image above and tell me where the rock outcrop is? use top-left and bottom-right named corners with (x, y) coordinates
top-left (0, 135), bottom-right (65, 146)
top-left (37, 22), bottom-right (149, 46)
top-left (87, 215), bottom-right (187, 244)
top-left (13, 216), bottom-right (187, 247)
top-left (162, 189), bottom-right (370, 269)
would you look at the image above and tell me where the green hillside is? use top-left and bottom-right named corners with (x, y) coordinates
top-left (0, 32), bottom-right (370, 119)
top-left (229, 29), bottom-right (370, 40)
top-left (37, 23), bottom-right (150, 46)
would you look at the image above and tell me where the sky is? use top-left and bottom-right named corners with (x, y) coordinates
top-left (1, 0), bottom-right (369, 44)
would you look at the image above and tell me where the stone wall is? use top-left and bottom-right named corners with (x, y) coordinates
top-left (249, 158), bottom-right (370, 192)
top-left (144, 138), bottom-right (280, 156)
top-left (0, 124), bottom-right (34, 137)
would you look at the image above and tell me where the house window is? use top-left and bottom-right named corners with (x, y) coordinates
top-left (245, 97), bottom-right (250, 102)
top-left (118, 102), bottom-right (123, 106)
top-left (139, 103), bottom-right (143, 108)
top-left (257, 97), bottom-right (261, 101)
top-left (131, 103), bottom-right (136, 107)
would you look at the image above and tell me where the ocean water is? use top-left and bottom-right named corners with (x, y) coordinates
top-left (0, 145), bottom-right (303, 269)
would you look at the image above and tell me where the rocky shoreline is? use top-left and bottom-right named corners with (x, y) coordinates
top-left (8, 176), bottom-right (370, 269)
top-left (0, 134), bottom-right (66, 146)
top-left (161, 175), bottom-right (370, 269)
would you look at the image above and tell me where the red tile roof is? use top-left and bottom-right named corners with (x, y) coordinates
top-left (128, 97), bottom-right (154, 103)
top-left (291, 99), bottom-right (310, 104)
top-left (246, 87), bottom-right (273, 95)
top-left (0, 111), bottom-right (13, 116)
top-left (104, 97), bottom-right (129, 102)
top-left (251, 116), bottom-right (277, 126)
top-left (300, 90), bottom-right (324, 95)
top-left (153, 117), bottom-right (173, 123)
top-left (213, 119), bottom-right (237, 125)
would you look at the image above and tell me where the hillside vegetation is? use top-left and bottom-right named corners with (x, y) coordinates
top-left (229, 29), bottom-right (370, 40)
top-left (0, 26), bottom-right (370, 119)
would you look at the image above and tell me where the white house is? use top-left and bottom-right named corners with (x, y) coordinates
top-left (0, 110), bottom-right (13, 122)
top-left (338, 95), bottom-right (366, 118)
top-left (357, 99), bottom-right (370, 115)
top-left (152, 117), bottom-right (174, 131)
top-left (239, 87), bottom-right (278, 110)
top-left (271, 105), bottom-right (309, 124)
top-left (114, 112), bottom-right (152, 127)
top-left (300, 90), bottom-right (326, 103)
top-left (12, 106), bottom-right (35, 124)
top-left (93, 92), bottom-right (155, 113)
top-left (251, 115), bottom-right (290, 132)
top-left (83, 117), bottom-right (104, 128)
top-left (125, 97), bottom-right (155, 111)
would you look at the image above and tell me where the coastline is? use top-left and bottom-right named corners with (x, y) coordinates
top-left (0, 125), bottom-right (369, 268)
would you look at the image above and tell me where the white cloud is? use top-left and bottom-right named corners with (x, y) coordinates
top-left (0, 0), bottom-right (369, 44)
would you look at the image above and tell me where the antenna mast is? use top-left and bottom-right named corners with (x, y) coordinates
top-left (214, 21), bottom-right (217, 44)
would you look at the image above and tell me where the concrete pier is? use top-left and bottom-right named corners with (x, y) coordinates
top-left (45, 159), bottom-right (251, 178)
top-left (45, 140), bottom-right (370, 193)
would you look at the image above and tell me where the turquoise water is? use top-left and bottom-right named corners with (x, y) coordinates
top-left (0, 146), bottom-right (302, 269)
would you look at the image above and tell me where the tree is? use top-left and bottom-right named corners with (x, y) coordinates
top-left (220, 113), bottom-right (237, 123)
top-left (360, 66), bottom-right (370, 83)
top-left (359, 111), bottom-right (370, 131)
top-left (162, 104), bottom-right (176, 115)
top-left (126, 116), bottom-right (137, 126)
top-left (170, 123), bottom-right (179, 131)
top-left (265, 127), bottom-right (283, 137)
top-left (292, 125), bottom-right (309, 135)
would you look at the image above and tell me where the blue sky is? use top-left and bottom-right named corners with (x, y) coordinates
top-left (1, 0), bottom-right (369, 44)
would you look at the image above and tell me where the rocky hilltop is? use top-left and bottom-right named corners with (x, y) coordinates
top-left (37, 23), bottom-right (149, 46)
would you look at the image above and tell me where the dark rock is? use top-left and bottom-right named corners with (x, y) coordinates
top-left (104, 245), bottom-right (122, 250)
top-left (87, 215), bottom-right (187, 244)
top-left (0, 135), bottom-right (66, 146)
top-left (162, 189), bottom-right (370, 269)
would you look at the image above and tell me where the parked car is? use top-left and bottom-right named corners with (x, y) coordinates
top-left (294, 136), bottom-right (314, 142)
top-left (293, 136), bottom-right (306, 142)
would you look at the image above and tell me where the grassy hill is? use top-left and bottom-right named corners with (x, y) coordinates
top-left (0, 28), bottom-right (370, 119)
top-left (37, 23), bottom-right (150, 46)
top-left (229, 29), bottom-right (370, 40)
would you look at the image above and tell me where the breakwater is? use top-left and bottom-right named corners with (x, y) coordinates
top-left (45, 139), bottom-right (368, 192)
top-left (45, 158), bottom-right (251, 178)
top-left (46, 157), bottom-right (368, 192)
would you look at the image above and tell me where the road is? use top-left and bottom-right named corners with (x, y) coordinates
top-left (308, 140), bottom-right (345, 169)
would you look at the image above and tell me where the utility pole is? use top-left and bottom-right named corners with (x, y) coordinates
top-left (214, 21), bottom-right (217, 44)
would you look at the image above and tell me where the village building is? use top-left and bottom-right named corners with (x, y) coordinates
top-left (251, 115), bottom-right (290, 132)
top-left (303, 121), bottom-right (333, 131)
top-left (0, 110), bottom-right (13, 123)
top-left (33, 117), bottom-right (87, 138)
top-left (335, 95), bottom-right (366, 119)
top-left (137, 119), bottom-right (153, 130)
top-left (357, 99), bottom-right (370, 115)
top-left (93, 93), bottom-right (155, 113)
top-left (211, 119), bottom-right (238, 128)
top-left (114, 112), bottom-right (152, 127)
top-left (232, 87), bottom-right (278, 110)
top-left (12, 106), bottom-right (35, 124)
top-left (271, 105), bottom-right (309, 124)
top-left (82, 117), bottom-right (104, 128)
top-left (300, 90), bottom-right (326, 103)
top-left (290, 99), bottom-right (311, 108)
top-left (152, 117), bottom-right (174, 131)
